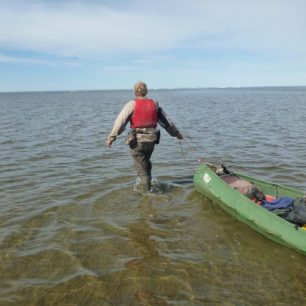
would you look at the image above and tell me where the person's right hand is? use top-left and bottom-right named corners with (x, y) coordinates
top-left (106, 138), bottom-right (114, 147)
top-left (177, 133), bottom-right (183, 140)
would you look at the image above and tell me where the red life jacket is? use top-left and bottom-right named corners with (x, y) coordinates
top-left (130, 98), bottom-right (158, 129)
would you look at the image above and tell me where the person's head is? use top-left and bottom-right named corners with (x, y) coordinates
top-left (134, 81), bottom-right (148, 97)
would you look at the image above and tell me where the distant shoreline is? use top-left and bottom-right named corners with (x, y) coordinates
top-left (0, 85), bottom-right (305, 95)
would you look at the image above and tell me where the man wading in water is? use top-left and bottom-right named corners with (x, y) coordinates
top-left (106, 81), bottom-right (183, 193)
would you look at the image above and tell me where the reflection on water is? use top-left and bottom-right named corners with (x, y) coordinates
top-left (1, 88), bottom-right (306, 305)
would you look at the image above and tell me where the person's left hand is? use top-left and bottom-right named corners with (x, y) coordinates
top-left (177, 133), bottom-right (183, 140)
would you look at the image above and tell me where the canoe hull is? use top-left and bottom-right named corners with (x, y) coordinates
top-left (194, 163), bottom-right (306, 255)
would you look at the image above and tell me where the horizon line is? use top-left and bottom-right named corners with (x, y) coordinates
top-left (1, 85), bottom-right (306, 94)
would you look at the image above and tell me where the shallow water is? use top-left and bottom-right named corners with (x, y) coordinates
top-left (1, 87), bottom-right (306, 305)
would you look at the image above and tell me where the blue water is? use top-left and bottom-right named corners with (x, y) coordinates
top-left (1, 87), bottom-right (306, 305)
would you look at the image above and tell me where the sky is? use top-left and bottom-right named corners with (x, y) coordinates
top-left (0, 0), bottom-right (305, 92)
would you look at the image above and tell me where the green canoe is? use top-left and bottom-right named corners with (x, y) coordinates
top-left (194, 161), bottom-right (306, 255)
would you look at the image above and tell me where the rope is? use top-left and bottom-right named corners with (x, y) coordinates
top-left (179, 140), bottom-right (187, 163)
top-left (178, 133), bottom-right (209, 165)
top-left (183, 135), bottom-right (205, 153)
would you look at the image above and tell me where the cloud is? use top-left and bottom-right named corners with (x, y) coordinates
top-left (0, 1), bottom-right (197, 57)
top-left (0, 0), bottom-right (305, 59)
top-left (0, 52), bottom-right (81, 67)
top-left (0, 53), bottom-right (53, 64)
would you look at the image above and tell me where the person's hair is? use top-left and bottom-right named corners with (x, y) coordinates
top-left (134, 81), bottom-right (148, 97)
